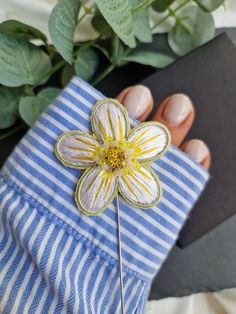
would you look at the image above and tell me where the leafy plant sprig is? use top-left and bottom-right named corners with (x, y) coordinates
top-left (0, 0), bottom-right (225, 140)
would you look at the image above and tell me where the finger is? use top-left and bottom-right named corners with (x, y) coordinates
top-left (152, 94), bottom-right (195, 147)
top-left (116, 85), bottom-right (153, 122)
top-left (180, 139), bottom-right (211, 170)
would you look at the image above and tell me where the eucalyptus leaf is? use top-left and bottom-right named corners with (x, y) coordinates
top-left (38, 87), bottom-right (60, 103)
top-left (194, 0), bottom-right (225, 12)
top-left (96, 0), bottom-right (136, 48)
top-left (168, 6), bottom-right (215, 56)
top-left (48, 0), bottom-right (81, 64)
top-left (74, 46), bottom-right (99, 81)
top-left (0, 87), bottom-right (20, 129)
top-left (152, 0), bottom-right (175, 12)
top-left (91, 10), bottom-right (112, 36)
top-left (122, 50), bottom-right (174, 68)
top-left (131, 0), bottom-right (152, 43)
top-left (0, 20), bottom-right (47, 44)
top-left (19, 96), bottom-right (47, 126)
top-left (61, 64), bottom-right (75, 87)
top-left (19, 87), bottom-right (60, 126)
top-left (110, 35), bottom-right (125, 65)
top-left (93, 42), bottom-right (111, 60)
top-left (0, 34), bottom-right (52, 87)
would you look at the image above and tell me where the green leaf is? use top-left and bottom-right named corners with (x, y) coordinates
top-left (93, 41), bottom-right (111, 60)
top-left (19, 96), bottom-right (47, 126)
top-left (38, 87), bottom-right (61, 103)
top-left (74, 46), bottom-right (99, 81)
top-left (95, 0), bottom-right (136, 48)
top-left (168, 6), bottom-right (215, 56)
top-left (48, 0), bottom-right (81, 63)
top-left (152, 0), bottom-right (175, 12)
top-left (131, 0), bottom-right (152, 43)
top-left (61, 64), bottom-right (75, 87)
top-left (0, 20), bottom-right (47, 44)
top-left (91, 10), bottom-right (112, 36)
top-left (122, 50), bottom-right (174, 67)
top-left (0, 34), bottom-right (52, 87)
top-left (0, 86), bottom-right (21, 129)
top-left (110, 35), bottom-right (125, 64)
top-left (19, 88), bottom-right (60, 126)
top-left (194, 0), bottom-right (225, 12)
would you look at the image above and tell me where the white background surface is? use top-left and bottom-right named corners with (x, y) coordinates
top-left (0, 0), bottom-right (236, 41)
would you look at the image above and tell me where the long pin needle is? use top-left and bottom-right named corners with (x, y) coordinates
top-left (116, 196), bottom-right (125, 314)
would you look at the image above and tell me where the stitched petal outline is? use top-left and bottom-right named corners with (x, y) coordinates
top-left (118, 165), bottom-right (162, 208)
top-left (91, 98), bottom-right (130, 144)
top-left (55, 131), bottom-right (100, 169)
top-left (75, 166), bottom-right (118, 215)
top-left (127, 122), bottom-right (170, 162)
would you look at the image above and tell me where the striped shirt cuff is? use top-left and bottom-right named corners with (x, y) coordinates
top-left (1, 76), bottom-right (210, 282)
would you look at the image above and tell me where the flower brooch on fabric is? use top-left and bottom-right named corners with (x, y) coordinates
top-left (55, 98), bottom-right (171, 215)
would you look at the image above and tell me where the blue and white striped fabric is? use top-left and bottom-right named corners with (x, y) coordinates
top-left (0, 77), bottom-right (209, 313)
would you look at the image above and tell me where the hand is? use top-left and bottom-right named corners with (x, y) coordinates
top-left (117, 85), bottom-right (211, 170)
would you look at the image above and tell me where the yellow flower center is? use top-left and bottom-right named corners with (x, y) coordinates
top-left (104, 146), bottom-right (127, 170)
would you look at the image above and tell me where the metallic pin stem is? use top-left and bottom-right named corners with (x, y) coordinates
top-left (116, 196), bottom-right (125, 314)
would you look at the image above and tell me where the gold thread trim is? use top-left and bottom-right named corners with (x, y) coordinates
top-left (131, 129), bottom-right (149, 146)
top-left (71, 156), bottom-right (94, 161)
top-left (65, 146), bottom-right (94, 154)
top-left (54, 130), bottom-right (98, 170)
top-left (107, 110), bottom-right (116, 139)
top-left (134, 147), bottom-right (160, 157)
top-left (75, 167), bottom-right (118, 216)
top-left (94, 174), bottom-right (107, 202)
top-left (55, 99), bottom-right (170, 214)
top-left (118, 165), bottom-right (162, 209)
top-left (122, 175), bottom-right (136, 196)
top-left (133, 134), bottom-right (161, 148)
top-left (75, 137), bottom-right (97, 149)
top-left (127, 121), bottom-right (171, 162)
top-left (104, 174), bottom-right (114, 199)
top-left (90, 98), bottom-right (130, 143)
top-left (129, 173), bottom-right (153, 196)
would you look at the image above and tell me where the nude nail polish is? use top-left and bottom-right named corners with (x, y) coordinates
top-left (123, 85), bottom-right (151, 119)
top-left (163, 94), bottom-right (193, 127)
top-left (183, 139), bottom-right (209, 163)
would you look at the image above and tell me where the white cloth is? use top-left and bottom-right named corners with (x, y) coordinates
top-left (0, 0), bottom-right (236, 43)
top-left (145, 288), bottom-right (236, 314)
top-left (0, 0), bottom-right (236, 313)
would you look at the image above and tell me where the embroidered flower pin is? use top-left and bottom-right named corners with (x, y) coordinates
top-left (55, 98), bottom-right (170, 215)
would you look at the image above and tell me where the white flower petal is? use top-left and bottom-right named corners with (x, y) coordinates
top-left (127, 122), bottom-right (170, 162)
top-left (55, 131), bottom-right (99, 169)
top-left (91, 98), bottom-right (130, 143)
top-left (75, 166), bottom-right (117, 215)
top-left (118, 165), bottom-right (161, 208)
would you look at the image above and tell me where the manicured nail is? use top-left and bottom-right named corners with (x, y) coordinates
top-left (183, 140), bottom-right (209, 163)
top-left (123, 85), bottom-right (151, 119)
top-left (162, 94), bottom-right (193, 127)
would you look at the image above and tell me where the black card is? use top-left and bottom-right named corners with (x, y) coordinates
top-left (141, 33), bottom-right (236, 247)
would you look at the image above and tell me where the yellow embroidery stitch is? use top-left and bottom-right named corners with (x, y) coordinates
top-left (55, 98), bottom-right (170, 215)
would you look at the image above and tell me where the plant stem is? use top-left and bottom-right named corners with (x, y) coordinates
top-left (132, 0), bottom-right (156, 15)
top-left (33, 59), bottom-right (67, 88)
top-left (91, 0), bottom-right (191, 85)
top-left (48, 59), bottom-right (67, 77)
top-left (91, 64), bottom-right (115, 86)
top-left (0, 123), bottom-right (27, 141)
top-left (77, 4), bottom-right (96, 25)
top-left (151, 0), bottom-right (192, 31)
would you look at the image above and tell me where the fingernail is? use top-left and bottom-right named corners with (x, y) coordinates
top-left (123, 85), bottom-right (151, 119)
top-left (162, 94), bottom-right (193, 127)
top-left (183, 140), bottom-right (209, 163)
